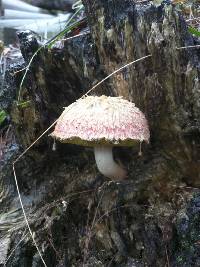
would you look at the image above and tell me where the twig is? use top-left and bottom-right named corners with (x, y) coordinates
top-left (165, 245), bottom-right (170, 267)
top-left (107, 253), bottom-right (117, 267)
top-left (136, 0), bottom-right (150, 3)
top-left (3, 231), bottom-right (28, 266)
top-left (186, 17), bottom-right (200, 22)
top-left (83, 183), bottom-right (107, 265)
top-left (47, 233), bottom-right (62, 261)
top-left (13, 67), bottom-right (27, 75)
top-left (176, 44), bottom-right (200, 50)
top-left (90, 184), bottom-right (107, 231)
top-left (62, 31), bottom-right (89, 42)
top-left (82, 199), bottom-right (93, 266)
top-left (87, 203), bottom-right (148, 242)
top-left (93, 204), bottom-right (136, 226)
top-left (12, 165), bottom-right (47, 267)
top-left (17, 46), bottom-right (43, 102)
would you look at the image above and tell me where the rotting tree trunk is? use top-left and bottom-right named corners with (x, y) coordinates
top-left (0, 1), bottom-right (200, 266)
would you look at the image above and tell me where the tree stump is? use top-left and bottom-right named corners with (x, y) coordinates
top-left (1, 1), bottom-right (200, 266)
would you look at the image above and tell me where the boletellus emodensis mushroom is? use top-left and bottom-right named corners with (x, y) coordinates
top-left (50, 95), bottom-right (150, 180)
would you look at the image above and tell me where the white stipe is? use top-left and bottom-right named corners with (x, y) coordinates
top-left (94, 146), bottom-right (127, 180)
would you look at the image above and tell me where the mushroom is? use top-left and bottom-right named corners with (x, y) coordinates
top-left (50, 95), bottom-right (150, 180)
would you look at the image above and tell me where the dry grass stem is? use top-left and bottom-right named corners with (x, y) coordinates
top-left (3, 231), bottom-right (28, 266)
top-left (176, 44), bottom-right (200, 49)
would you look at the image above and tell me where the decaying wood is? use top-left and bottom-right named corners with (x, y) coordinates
top-left (0, 0), bottom-right (200, 266)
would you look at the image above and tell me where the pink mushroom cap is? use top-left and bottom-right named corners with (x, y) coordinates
top-left (50, 95), bottom-right (150, 146)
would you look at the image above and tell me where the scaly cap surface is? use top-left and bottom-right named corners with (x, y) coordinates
top-left (50, 95), bottom-right (150, 146)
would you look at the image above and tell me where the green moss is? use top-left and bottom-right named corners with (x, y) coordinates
top-left (17, 100), bottom-right (31, 109)
top-left (0, 110), bottom-right (7, 126)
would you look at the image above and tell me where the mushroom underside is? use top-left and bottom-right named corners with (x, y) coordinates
top-left (50, 135), bottom-right (140, 147)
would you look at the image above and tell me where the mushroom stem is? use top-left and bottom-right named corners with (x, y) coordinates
top-left (94, 145), bottom-right (127, 180)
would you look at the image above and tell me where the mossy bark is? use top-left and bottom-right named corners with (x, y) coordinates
top-left (0, 1), bottom-right (200, 267)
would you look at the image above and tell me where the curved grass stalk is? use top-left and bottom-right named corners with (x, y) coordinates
top-left (83, 54), bottom-right (152, 97)
top-left (18, 6), bottom-right (84, 102)
top-left (46, 6), bottom-right (84, 48)
top-left (72, 0), bottom-right (84, 10)
top-left (3, 231), bottom-right (28, 267)
top-left (13, 164), bottom-right (47, 267)
top-left (18, 46), bottom-right (43, 102)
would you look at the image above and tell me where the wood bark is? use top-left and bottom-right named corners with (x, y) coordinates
top-left (0, 1), bottom-right (200, 266)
